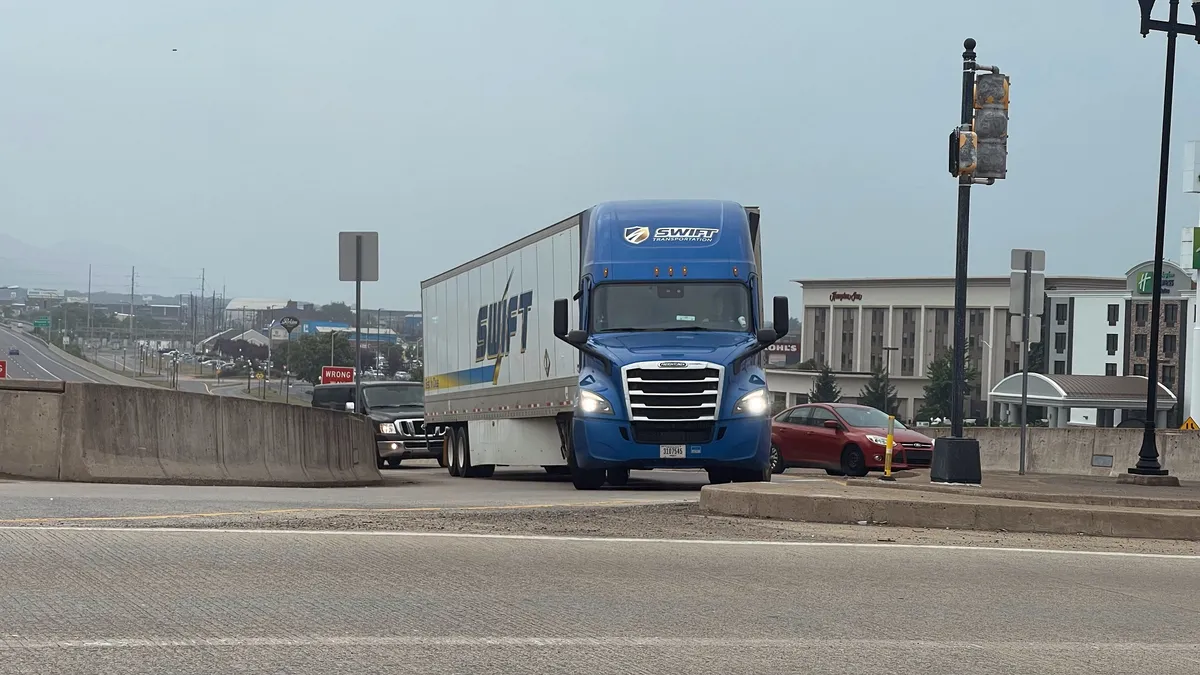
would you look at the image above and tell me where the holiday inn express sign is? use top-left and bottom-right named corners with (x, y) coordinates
top-left (1126, 260), bottom-right (1192, 299)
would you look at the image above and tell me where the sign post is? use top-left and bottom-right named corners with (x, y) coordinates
top-left (1009, 248), bottom-right (1046, 476)
top-left (280, 316), bottom-right (300, 403)
top-left (339, 232), bottom-right (379, 412)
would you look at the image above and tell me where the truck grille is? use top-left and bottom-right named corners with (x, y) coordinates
top-left (623, 361), bottom-right (723, 422)
top-left (630, 421), bottom-right (714, 445)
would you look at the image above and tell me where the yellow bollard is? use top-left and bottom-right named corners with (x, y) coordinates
top-left (880, 415), bottom-right (896, 481)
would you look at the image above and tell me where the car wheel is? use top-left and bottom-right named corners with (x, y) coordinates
top-left (606, 468), bottom-right (630, 487)
top-left (769, 445), bottom-right (785, 474)
top-left (840, 444), bottom-right (868, 478)
top-left (825, 468), bottom-right (845, 476)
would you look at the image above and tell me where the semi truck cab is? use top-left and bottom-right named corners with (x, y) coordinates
top-left (552, 199), bottom-right (788, 489)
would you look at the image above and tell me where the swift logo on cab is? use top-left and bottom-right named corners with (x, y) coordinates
top-left (624, 227), bottom-right (719, 245)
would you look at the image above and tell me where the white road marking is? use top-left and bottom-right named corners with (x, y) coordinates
top-left (0, 326), bottom-right (99, 383)
top-left (0, 636), bottom-right (1196, 651)
top-left (3, 525), bottom-right (1197, 560)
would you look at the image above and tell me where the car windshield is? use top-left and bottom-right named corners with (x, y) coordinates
top-left (590, 282), bottom-right (752, 333)
top-left (836, 406), bottom-right (907, 430)
top-left (362, 385), bottom-right (424, 408)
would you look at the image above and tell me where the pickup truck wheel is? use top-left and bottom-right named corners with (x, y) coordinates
top-left (376, 455), bottom-right (386, 470)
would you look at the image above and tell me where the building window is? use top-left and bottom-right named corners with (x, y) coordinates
top-left (1163, 365), bottom-right (1176, 389)
top-left (1053, 360), bottom-right (1066, 375)
top-left (1165, 303), bottom-right (1178, 327)
top-left (1054, 303), bottom-right (1068, 324)
top-left (1054, 332), bottom-right (1067, 354)
top-left (1106, 334), bottom-right (1118, 356)
top-left (1164, 334), bottom-right (1177, 356)
top-left (1134, 333), bottom-right (1147, 356)
top-left (1105, 363), bottom-right (1117, 377)
top-left (1135, 303), bottom-right (1149, 325)
top-left (1134, 363), bottom-right (1147, 376)
top-left (1107, 304), bottom-right (1119, 326)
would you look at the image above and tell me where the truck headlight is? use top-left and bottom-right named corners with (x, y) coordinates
top-left (577, 390), bottom-right (614, 415)
top-left (865, 434), bottom-right (888, 446)
top-left (379, 422), bottom-right (397, 434)
top-left (733, 388), bottom-right (769, 415)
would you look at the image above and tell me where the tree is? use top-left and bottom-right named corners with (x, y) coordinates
top-left (1026, 341), bottom-right (1046, 374)
top-left (286, 332), bottom-right (355, 384)
top-left (858, 367), bottom-right (898, 414)
top-left (918, 349), bottom-right (979, 421)
top-left (809, 364), bottom-right (841, 403)
top-left (314, 302), bottom-right (356, 325)
top-left (797, 357), bottom-right (818, 371)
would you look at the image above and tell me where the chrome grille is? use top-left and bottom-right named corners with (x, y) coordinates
top-left (623, 361), bottom-right (724, 422)
top-left (400, 420), bottom-right (446, 437)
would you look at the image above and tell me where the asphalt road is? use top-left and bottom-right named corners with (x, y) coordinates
top-left (1, 525), bottom-right (1197, 674)
top-left (0, 324), bottom-right (105, 382)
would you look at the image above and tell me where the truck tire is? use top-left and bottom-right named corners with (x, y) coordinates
top-left (566, 432), bottom-right (605, 490)
top-left (605, 468), bottom-right (630, 486)
top-left (459, 426), bottom-right (496, 478)
top-left (706, 467), bottom-right (733, 484)
top-left (447, 427), bottom-right (463, 477)
top-left (543, 466), bottom-right (571, 476)
top-left (731, 466), bottom-right (771, 483)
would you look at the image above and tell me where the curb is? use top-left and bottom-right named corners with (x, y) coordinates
top-left (841, 479), bottom-right (1200, 511)
top-left (699, 484), bottom-right (1200, 541)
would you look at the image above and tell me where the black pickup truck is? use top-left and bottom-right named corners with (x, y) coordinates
top-left (311, 380), bottom-right (447, 469)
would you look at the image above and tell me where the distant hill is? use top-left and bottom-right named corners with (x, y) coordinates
top-left (0, 233), bottom-right (197, 299)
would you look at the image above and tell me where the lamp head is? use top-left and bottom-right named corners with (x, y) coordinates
top-left (1139, 0), bottom-right (1156, 36)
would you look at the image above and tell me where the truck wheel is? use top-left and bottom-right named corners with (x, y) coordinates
top-left (447, 428), bottom-right (462, 477)
top-left (606, 468), bottom-right (630, 487)
top-left (457, 426), bottom-right (495, 478)
top-left (706, 467), bottom-right (733, 485)
top-left (437, 450), bottom-right (448, 468)
top-left (543, 466), bottom-right (570, 476)
top-left (376, 455), bottom-right (386, 470)
top-left (566, 436), bottom-right (605, 490)
top-left (731, 466), bottom-right (771, 483)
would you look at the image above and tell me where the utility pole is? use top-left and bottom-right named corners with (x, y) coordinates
top-left (86, 264), bottom-right (93, 351)
top-left (129, 266), bottom-right (136, 350)
top-left (199, 268), bottom-right (205, 339)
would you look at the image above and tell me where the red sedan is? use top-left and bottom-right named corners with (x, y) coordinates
top-left (769, 403), bottom-right (935, 476)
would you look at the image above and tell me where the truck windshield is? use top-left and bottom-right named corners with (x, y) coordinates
top-left (362, 385), bottom-right (424, 408)
top-left (591, 282), bottom-right (752, 333)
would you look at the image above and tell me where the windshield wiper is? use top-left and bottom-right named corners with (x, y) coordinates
top-left (662, 326), bottom-right (724, 331)
top-left (597, 328), bottom-right (649, 333)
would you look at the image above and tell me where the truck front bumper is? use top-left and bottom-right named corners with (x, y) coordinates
top-left (571, 416), bottom-right (770, 471)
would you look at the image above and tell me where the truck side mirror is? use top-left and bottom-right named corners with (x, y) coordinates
top-left (772, 296), bottom-right (789, 338)
top-left (553, 298), bottom-right (569, 339)
top-left (554, 297), bottom-right (588, 346)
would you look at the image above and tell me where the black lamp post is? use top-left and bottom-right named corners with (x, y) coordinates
top-left (1124, 0), bottom-right (1198, 485)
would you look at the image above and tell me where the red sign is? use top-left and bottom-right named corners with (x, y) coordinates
top-left (321, 366), bottom-right (354, 384)
top-left (0, 360), bottom-right (6, 379)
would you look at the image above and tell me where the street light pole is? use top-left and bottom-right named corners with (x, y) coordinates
top-left (1125, 0), bottom-right (1198, 485)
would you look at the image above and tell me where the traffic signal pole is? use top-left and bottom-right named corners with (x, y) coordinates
top-left (936, 38), bottom-right (1009, 486)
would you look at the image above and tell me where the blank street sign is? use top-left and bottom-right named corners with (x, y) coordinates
top-left (1008, 271), bottom-right (1045, 316)
top-left (1010, 248), bottom-right (1046, 272)
top-left (338, 231), bottom-right (380, 282)
top-left (1009, 314), bottom-right (1041, 344)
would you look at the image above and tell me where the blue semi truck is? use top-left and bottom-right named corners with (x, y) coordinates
top-left (422, 199), bottom-right (788, 490)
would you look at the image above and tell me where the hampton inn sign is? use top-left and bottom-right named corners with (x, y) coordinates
top-left (829, 291), bottom-right (863, 302)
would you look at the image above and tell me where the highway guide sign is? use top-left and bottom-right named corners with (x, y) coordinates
top-left (33, 317), bottom-right (49, 329)
top-left (321, 365), bottom-right (354, 384)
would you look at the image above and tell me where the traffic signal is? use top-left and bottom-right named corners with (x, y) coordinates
top-left (948, 128), bottom-right (978, 177)
top-left (973, 72), bottom-right (1010, 180)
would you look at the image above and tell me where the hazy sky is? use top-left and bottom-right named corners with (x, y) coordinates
top-left (3, 0), bottom-right (1200, 311)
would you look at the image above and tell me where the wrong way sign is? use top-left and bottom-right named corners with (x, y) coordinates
top-left (321, 366), bottom-right (354, 384)
top-left (0, 360), bottom-right (6, 379)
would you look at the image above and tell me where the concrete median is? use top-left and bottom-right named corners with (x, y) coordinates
top-left (1, 380), bottom-right (380, 486)
top-left (700, 480), bottom-right (1200, 541)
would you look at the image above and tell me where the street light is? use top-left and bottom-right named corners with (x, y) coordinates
top-left (1125, 0), bottom-right (1198, 486)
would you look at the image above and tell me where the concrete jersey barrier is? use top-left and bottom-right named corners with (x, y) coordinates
top-left (920, 426), bottom-right (1200, 481)
top-left (0, 380), bottom-right (381, 486)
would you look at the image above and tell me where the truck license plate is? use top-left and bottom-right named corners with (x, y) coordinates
top-left (659, 444), bottom-right (686, 459)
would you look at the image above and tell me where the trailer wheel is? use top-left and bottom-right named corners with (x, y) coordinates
top-left (459, 426), bottom-right (495, 478)
top-left (447, 427), bottom-right (462, 477)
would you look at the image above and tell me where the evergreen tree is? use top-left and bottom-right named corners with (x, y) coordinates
top-left (858, 367), bottom-right (898, 414)
top-left (918, 349), bottom-right (979, 421)
top-left (809, 364), bottom-right (842, 403)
